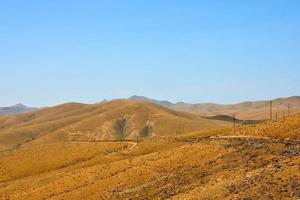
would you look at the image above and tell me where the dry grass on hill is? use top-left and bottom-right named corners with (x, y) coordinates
top-left (0, 107), bottom-right (299, 199)
top-left (0, 137), bottom-right (299, 199)
top-left (172, 96), bottom-right (300, 120)
top-left (0, 100), bottom-right (231, 151)
top-left (182, 112), bottom-right (300, 141)
top-left (0, 105), bottom-right (300, 200)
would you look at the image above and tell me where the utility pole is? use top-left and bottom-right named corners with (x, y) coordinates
top-left (232, 114), bottom-right (236, 128)
top-left (282, 111), bottom-right (285, 120)
top-left (270, 101), bottom-right (273, 121)
top-left (275, 112), bottom-right (278, 122)
top-left (232, 113), bottom-right (236, 135)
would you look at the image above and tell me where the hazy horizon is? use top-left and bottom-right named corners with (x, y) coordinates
top-left (1, 1), bottom-right (300, 107)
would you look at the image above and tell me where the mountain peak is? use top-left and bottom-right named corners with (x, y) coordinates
top-left (129, 95), bottom-right (149, 101)
top-left (128, 95), bottom-right (174, 107)
top-left (12, 103), bottom-right (27, 108)
top-left (0, 104), bottom-right (38, 116)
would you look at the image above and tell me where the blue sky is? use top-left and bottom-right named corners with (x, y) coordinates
top-left (0, 0), bottom-right (300, 107)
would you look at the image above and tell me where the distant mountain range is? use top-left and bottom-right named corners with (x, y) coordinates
top-left (128, 95), bottom-right (300, 120)
top-left (2, 95), bottom-right (300, 120)
top-left (0, 104), bottom-right (38, 116)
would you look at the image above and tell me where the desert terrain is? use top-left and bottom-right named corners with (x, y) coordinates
top-left (129, 95), bottom-right (300, 120)
top-left (1, 0), bottom-right (299, 199)
top-left (0, 100), bottom-right (231, 151)
top-left (0, 100), bottom-right (299, 199)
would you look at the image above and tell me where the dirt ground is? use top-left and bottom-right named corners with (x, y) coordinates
top-left (0, 136), bottom-right (299, 200)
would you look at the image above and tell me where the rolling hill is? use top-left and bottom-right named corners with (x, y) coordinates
top-left (0, 100), bottom-right (231, 151)
top-left (172, 96), bottom-right (300, 120)
top-left (204, 115), bottom-right (264, 125)
top-left (0, 111), bottom-right (299, 199)
top-left (128, 95), bottom-right (300, 120)
top-left (179, 112), bottom-right (300, 142)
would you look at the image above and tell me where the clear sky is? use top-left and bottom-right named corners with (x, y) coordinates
top-left (1, 0), bottom-right (300, 107)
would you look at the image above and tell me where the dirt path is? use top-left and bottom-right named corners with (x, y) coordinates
top-left (209, 135), bottom-right (271, 140)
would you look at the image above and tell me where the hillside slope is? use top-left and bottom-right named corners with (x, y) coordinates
top-left (171, 96), bottom-right (300, 120)
top-left (0, 118), bottom-right (299, 199)
top-left (0, 100), bottom-right (230, 150)
top-left (180, 112), bottom-right (300, 141)
top-left (128, 95), bottom-right (300, 120)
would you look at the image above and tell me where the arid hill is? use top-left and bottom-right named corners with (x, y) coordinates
top-left (172, 96), bottom-right (300, 120)
top-left (0, 100), bottom-right (230, 151)
top-left (204, 115), bottom-right (264, 125)
top-left (181, 112), bottom-right (300, 141)
top-left (128, 95), bottom-right (300, 120)
top-left (0, 112), bottom-right (299, 199)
